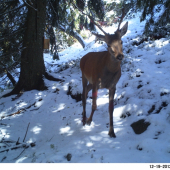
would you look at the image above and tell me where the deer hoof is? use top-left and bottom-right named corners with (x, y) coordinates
top-left (108, 129), bottom-right (116, 138)
top-left (86, 118), bottom-right (92, 125)
top-left (82, 117), bottom-right (88, 126)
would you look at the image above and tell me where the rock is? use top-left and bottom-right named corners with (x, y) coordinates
top-left (131, 119), bottom-right (150, 134)
top-left (66, 153), bottom-right (72, 161)
top-left (67, 80), bottom-right (82, 102)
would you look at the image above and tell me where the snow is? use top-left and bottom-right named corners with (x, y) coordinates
top-left (153, 4), bottom-right (165, 23)
top-left (104, 0), bottom-right (121, 3)
top-left (0, 12), bottom-right (170, 164)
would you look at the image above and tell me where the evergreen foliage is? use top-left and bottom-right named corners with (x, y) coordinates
top-left (0, 0), bottom-right (106, 94)
top-left (88, 0), bottom-right (105, 20)
top-left (76, 0), bottom-right (85, 10)
top-left (0, 1), bottom-right (27, 90)
top-left (130, 0), bottom-right (170, 38)
top-left (4, 0), bottom-right (170, 93)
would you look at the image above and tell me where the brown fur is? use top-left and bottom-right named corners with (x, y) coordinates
top-left (80, 22), bottom-right (128, 138)
top-left (80, 51), bottom-right (121, 89)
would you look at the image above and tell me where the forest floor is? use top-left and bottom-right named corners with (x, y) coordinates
top-left (0, 12), bottom-right (170, 163)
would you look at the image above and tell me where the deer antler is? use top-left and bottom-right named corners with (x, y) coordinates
top-left (87, 15), bottom-right (107, 35)
top-left (117, 8), bottom-right (125, 31)
top-left (71, 2), bottom-right (107, 35)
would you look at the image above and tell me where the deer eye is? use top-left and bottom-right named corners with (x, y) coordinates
top-left (108, 45), bottom-right (111, 48)
top-left (110, 48), bottom-right (115, 54)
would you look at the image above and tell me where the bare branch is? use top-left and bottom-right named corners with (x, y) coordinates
top-left (13, 147), bottom-right (28, 160)
top-left (48, 0), bottom-right (58, 18)
top-left (0, 4), bottom-right (25, 16)
top-left (23, 123), bottom-right (30, 142)
top-left (23, 0), bottom-right (37, 11)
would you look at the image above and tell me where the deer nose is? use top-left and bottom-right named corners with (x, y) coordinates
top-left (117, 54), bottom-right (124, 61)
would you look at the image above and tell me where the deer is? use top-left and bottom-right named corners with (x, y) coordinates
top-left (80, 9), bottom-right (128, 138)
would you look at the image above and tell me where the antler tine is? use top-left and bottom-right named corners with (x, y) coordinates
top-left (71, 2), bottom-right (107, 35)
top-left (88, 15), bottom-right (107, 35)
top-left (117, 8), bottom-right (125, 31)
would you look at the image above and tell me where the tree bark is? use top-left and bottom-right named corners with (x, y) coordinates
top-left (6, 70), bottom-right (16, 86)
top-left (69, 30), bottom-right (86, 48)
top-left (59, 26), bottom-right (86, 48)
top-left (3, 0), bottom-right (47, 97)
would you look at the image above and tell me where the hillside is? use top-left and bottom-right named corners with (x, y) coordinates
top-left (0, 12), bottom-right (170, 163)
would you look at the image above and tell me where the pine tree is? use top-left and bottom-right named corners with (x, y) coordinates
top-left (3, 0), bottom-right (48, 96)
top-left (129, 0), bottom-right (170, 38)
top-left (0, 1), bottom-right (26, 89)
top-left (1, 0), bottom-right (106, 97)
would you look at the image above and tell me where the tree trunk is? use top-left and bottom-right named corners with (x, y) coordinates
top-left (59, 26), bottom-right (86, 48)
top-left (6, 70), bottom-right (16, 86)
top-left (3, 0), bottom-right (47, 97)
top-left (69, 30), bottom-right (86, 48)
top-left (20, 0), bottom-right (47, 91)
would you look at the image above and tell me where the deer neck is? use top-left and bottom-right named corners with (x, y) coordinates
top-left (106, 52), bottom-right (121, 72)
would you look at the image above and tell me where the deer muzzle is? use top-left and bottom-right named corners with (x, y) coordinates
top-left (117, 54), bottom-right (124, 61)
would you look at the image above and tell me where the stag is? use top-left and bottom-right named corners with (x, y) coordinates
top-left (80, 9), bottom-right (128, 137)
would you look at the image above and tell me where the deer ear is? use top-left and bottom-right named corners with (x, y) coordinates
top-left (120, 21), bottom-right (128, 37)
top-left (93, 33), bottom-right (106, 42)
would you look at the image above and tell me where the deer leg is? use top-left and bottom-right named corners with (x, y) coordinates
top-left (86, 84), bottom-right (97, 125)
top-left (108, 87), bottom-right (116, 138)
top-left (86, 83), bottom-right (92, 97)
top-left (82, 74), bottom-right (88, 125)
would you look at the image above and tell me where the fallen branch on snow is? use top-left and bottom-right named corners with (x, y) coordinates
top-left (0, 101), bottom-right (40, 119)
top-left (0, 122), bottom-right (35, 161)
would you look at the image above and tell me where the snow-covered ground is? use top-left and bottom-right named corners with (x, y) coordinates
top-left (0, 12), bottom-right (170, 164)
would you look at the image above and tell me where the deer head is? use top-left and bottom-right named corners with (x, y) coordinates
top-left (92, 8), bottom-right (128, 61)
top-left (93, 22), bottom-right (128, 61)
